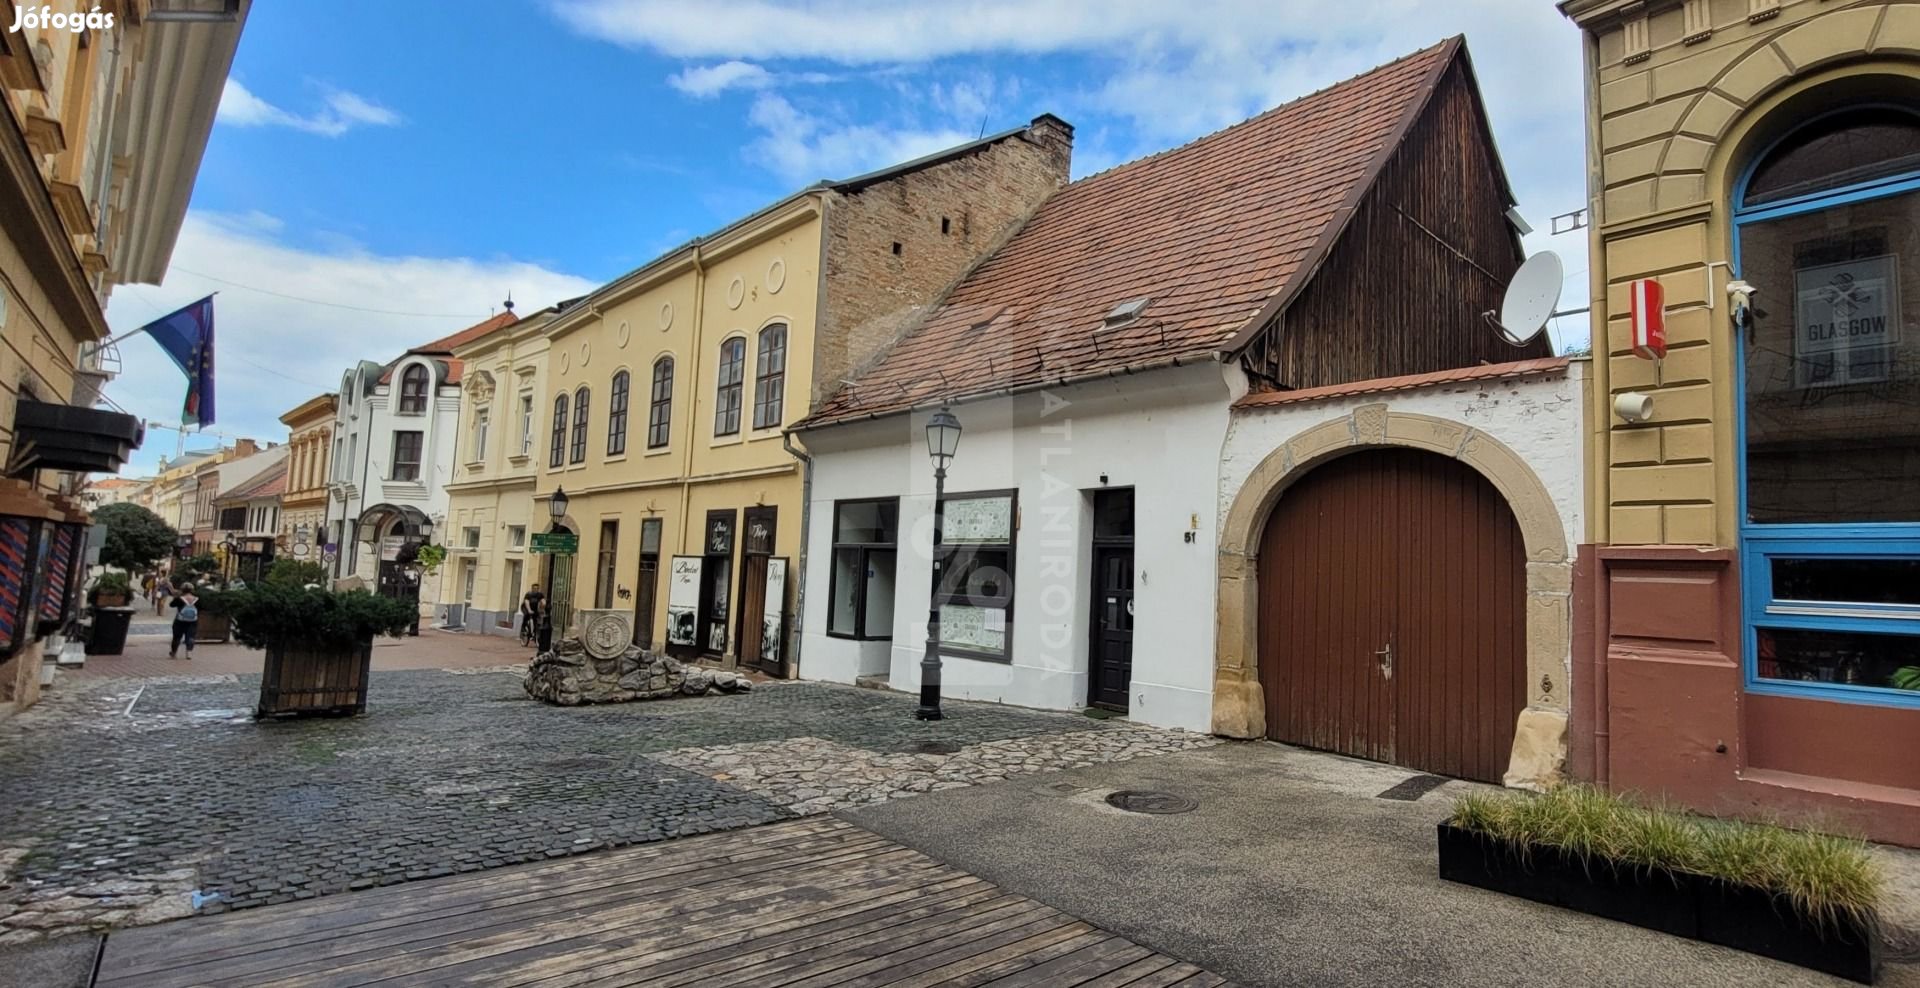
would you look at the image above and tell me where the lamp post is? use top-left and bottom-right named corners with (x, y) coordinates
top-left (916, 408), bottom-right (962, 721)
top-left (549, 486), bottom-right (570, 523)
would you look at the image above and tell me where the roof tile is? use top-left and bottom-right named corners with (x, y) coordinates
top-left (806, 39), bottom-right (1457, 426)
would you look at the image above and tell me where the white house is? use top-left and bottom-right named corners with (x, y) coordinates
top-left (790, 38), bottom-right (1583, 771)
top-left (326, 312), bottom-right (517, 600)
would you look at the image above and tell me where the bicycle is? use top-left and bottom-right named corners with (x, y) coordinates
top-left (518, 611), bottom-right (537, 648)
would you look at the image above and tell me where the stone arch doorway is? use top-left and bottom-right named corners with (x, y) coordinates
top-left (1257, 447), bottom-right (1526, 783)
top-left (1214, 405), bottom-right (1572, 787)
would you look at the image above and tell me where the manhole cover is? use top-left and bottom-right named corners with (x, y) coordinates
top-left (908, 741), bottom-right (963, 755)
top-left (1105, 790), bottom-right (1196, 814)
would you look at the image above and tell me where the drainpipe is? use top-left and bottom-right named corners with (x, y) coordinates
top-left (678, 248), bottom-right (707, 559)
top-left (1578, 23), bottom-right (1612, 788)
top-left (782, 430), bottom-right (811, 681)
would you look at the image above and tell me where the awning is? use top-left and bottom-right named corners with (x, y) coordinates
top-left (8, 399), bottom-right (143, 476)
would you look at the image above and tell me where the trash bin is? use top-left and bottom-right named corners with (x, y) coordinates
top-left (85, 605), bottom-right (136, 656)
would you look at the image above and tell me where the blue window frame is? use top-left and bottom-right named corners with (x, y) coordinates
top-left (1732, 105), bottom-right (1920, 709)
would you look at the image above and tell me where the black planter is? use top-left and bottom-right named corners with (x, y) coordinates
top-left (1437, 824), bottom-right (1881, 983)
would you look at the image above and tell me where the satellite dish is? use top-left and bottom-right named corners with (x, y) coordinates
top-left (1493, 251), bottom-right (1564, 346)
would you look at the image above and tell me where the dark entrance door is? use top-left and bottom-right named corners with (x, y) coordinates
top-left (633, 518), bottom-right (662, 649)
top-left (1256, 449), bottom-right (1526, 783)
top-left (697, 510), bottom-right (735, 657)
top-left (735, 506), bottom-right (780, 674)
top-left (1088, 488), bottom-right (1135, 712)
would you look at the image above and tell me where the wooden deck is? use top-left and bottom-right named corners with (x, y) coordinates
top-left (95, 818), bottom-right (1235, 987)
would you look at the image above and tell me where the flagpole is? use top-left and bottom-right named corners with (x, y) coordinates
top-left (100, 292), bottom-right (219, 349)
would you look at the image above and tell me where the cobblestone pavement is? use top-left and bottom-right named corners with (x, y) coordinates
top-left (0, 669), bottom-right (1211, 945)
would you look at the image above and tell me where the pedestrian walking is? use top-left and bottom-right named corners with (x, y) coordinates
top-left (168, 583), bottom-right (200, 659)
top-left (535, 598), bottom-right (553, 654)
top-left (153, 573), bottom-right (173, 616)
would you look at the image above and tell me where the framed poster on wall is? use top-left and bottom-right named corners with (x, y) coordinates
top-left (666, 555), bottom-right (701, 648)
top-left (1793, 253), bottom-right (1899, 387)
top-left (761, 557), bottom-right (787, 666)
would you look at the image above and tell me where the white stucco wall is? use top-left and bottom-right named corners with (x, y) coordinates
top-left (798, 361), bottom-right (1239, 731)
top-left (1216, 361), bottom-right (1587, 565)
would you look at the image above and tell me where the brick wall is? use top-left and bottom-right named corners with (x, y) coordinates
top-left (812, 116), bottom-right (1072, 405)
top-left (1572, 0), bottom-right (1920, 545)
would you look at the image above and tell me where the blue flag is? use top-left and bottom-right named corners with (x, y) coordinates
top-left (139, 295), bottom-right (216, 427)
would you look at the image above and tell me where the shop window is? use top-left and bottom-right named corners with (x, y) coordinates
top-left (935, 490), bottom-right (1016, 662)
top-left (649, 357), bottom-right (673, 449)
top-left (570, 387), bottom-right (590, 464)
top-left (828, 498), bottom-right (898, 640)
top-left (549, 393), bottom-right (568, 468)
top-left (714, 338), bottom-right (745, 437)
top-left (607, 370), bottom-right (630, 456)
top-left (753, 324), bottom-right (786, 430)
top-left (1734, 105), bottom-right (1920, 707)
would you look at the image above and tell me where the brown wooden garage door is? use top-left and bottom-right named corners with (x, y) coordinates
top-left (1256, 448), bottom-right (1526, 783)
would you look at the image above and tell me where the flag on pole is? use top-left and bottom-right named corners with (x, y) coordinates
top-left (139, 295), bottom-right (217, 427)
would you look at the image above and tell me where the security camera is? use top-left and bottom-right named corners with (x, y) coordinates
top-left (1727, 280), bottom-right (1758, 334)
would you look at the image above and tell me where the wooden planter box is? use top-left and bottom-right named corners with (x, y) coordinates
top-left (1437, 823), bottom-right (1881, 983)
top-left (194, 610), bottom-right (233, 643)
top-left (257, 641), bottom-right (373, 718)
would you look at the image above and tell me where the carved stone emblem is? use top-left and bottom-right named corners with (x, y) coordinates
top-left (576, 608), bottom-right (634, 660)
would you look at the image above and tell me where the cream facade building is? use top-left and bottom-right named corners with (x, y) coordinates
top-left (276, 393), bottom-right (335, 565)
top-left (439, 306), bottom-right (559, 636)
top-left (0, 2), bottom-right (246, 707)
top-left (456, 119), bottom-right (1073, 672)
top-left (1562, 0), bottom-right (1920, 845)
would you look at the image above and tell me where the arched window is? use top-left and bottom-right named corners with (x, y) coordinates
top-left (753, 324), bottom-right (787, 430)
top-left (570, 386), bottom-right (590, 464)
top-left (714, 337), bottom-right (746, 436)
top-left (648, 357), bottom-right (673, 449)
top-left (1733, 105), bottom-right (1920, 705)
top-left (607, 371), bottom-right (631, 457)
top-left (549, 393), bottom-right (568, 469)
top-left (398, 364), bottom-right (430, 414)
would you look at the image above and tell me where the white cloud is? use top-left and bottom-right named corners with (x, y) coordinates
top-left (102, 213), bottom-right (596, 473)
top-left (668, 60), bottom-right (774, 97)
top-left (746, 93), bottom-right (975, 185)
top-left (217, 80), bottom-right (403, 137)
top-left (554, 0), bottom-right (1593, 349)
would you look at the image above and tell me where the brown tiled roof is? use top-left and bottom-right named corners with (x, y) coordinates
top-left (1233, 357), bottom-right (1570, 409)
top-left (804, 38), bottom-right (1459, 427)
top-left (222, 462), bottom-right (287, 501)
top-left (378, 311), bottom-right (519, 386)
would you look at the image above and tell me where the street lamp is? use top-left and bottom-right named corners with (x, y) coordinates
top-left (916, 408), bottom-right (962, 721)
top-left (549, 486), bottom-right (570, 523)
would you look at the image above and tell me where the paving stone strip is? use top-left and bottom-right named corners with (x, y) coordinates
top-left (654, 730), bottom-right (1222, 816)
top-left (0, 670), bottom-right (1209, 944)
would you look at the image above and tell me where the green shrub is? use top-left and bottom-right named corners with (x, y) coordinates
top-left (176, 553), bottom-right (223, 587)
top-left (264, 558), bottom-right (329, 587)
top-left (225, 583), bottom-right (416, 652)
top-left (88, 570), bottom-right (133, 602)
top-left (1449, 786), bottom-right (1882, 927)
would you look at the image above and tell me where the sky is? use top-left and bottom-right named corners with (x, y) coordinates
top-left (102, 0), bottom-right (1594, 476)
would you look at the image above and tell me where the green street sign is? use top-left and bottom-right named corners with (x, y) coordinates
top-left (530, 532), bottom-right (579, 555)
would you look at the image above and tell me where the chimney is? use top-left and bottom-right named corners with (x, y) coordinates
top-left (1026, 113), bottom-right (1074, 185)
top-left (233, 438), bottom-right (258, 458)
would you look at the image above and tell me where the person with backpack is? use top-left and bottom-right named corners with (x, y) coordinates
top-left (169, 583), bottom-right (200, 659)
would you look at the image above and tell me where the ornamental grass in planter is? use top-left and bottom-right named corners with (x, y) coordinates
top-left (1441, 785), bottom-right (1884, 983)
top-left (225, 583), bottom-right (415, 718)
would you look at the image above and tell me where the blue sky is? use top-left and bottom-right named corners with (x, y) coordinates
top-left (105, 0), bottom-right (1593, 473)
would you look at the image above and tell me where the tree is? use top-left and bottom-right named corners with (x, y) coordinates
top-left (92, 502), bottom-right (176, 573)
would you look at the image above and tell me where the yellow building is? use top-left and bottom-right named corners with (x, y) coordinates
top-left (0, 4), bottom-right (246, 706)
top-left (1562, 0), bottom-right (1920, 845)
top-left (440, 305), bottom-right (559, 636)
top-left (459, 118), bottom-right (1073, 672)
top-left (277, 393), bottom-right (336, 562)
